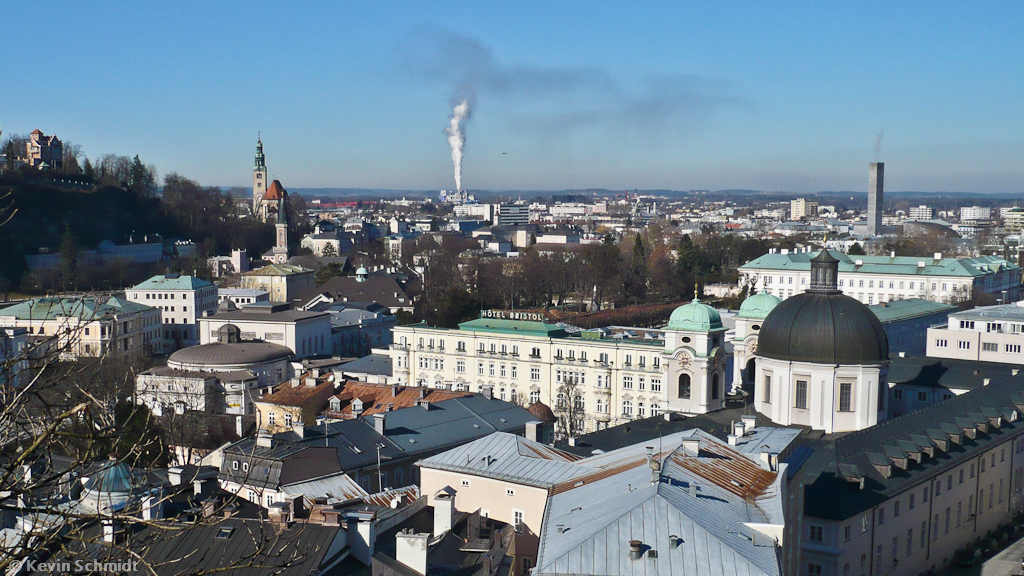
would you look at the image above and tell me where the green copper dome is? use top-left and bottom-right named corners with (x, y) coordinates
top-left (667, 298), bottom-right (723, 332)
top-left (738, 291), bottom-right (782, 319)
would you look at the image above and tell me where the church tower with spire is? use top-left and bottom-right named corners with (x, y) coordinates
top-left (271, 194), bottom-right (289, 264)
top-left (253, 134), bottom-right (268, 216)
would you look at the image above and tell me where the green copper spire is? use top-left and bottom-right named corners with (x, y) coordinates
top-left (255, 133), bottom-right (266, 170)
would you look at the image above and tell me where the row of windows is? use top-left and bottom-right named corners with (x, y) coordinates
top-left (761, 376), bottom-right (857, 411)
top-left (762, 275), bottom-right (963, 292)
top-left (400, 336), bottom-right (660, 367)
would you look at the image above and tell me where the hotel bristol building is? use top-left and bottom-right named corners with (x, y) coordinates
top-left (388, 303), bottom-right (729, 433)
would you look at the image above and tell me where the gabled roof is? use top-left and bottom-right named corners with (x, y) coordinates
top-left (258, 378), bottom-right (335, 408)
top-left (868, 298), bottom-right (957, 323)
top-left (263, 179), bottom-right (285, 201)
top-left (243, 263), bottom-right (312, 277)
top-left (535, 430), bottom-right (783, 576)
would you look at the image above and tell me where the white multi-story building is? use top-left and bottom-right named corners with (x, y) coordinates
top-left (960, 206), bottom-right (991, 221)
top-left (549, 203), bottom-right (592, 220)
top-left (926, 302), bottom-right (1024, 364)
top-left (908, 205), bottom-right (934, 220)
top-left (199, 301), bottom-right (331, 360)
top-left (389, 301), bottom-right (730, 433)
top-left (127, 274), bottom-right (218, 349)
top-left (739, 248), bottom-right (1022, 305)
top-left (0, 296), bottom-right (161, 357)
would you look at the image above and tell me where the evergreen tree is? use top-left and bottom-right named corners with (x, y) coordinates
top-left (129, 155), bottom-right (148, 195)
top-left (848, 242), bottom-right (866, 256)
top-left (82, 157), bottom-right (95, 183)
top-left (625, 235), bottom-right (648, 302)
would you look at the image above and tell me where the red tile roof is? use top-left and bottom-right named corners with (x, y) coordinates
top-left (264, 180), bottom-right (285, 201)
top-left (328, 382), bottom-right (473, 418)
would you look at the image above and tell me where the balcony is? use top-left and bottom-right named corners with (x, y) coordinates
top-left (390, 344), bottom-right (410, 351)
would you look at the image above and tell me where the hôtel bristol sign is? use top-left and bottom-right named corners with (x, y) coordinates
top-left (481, 310), bottom-right (546, 322)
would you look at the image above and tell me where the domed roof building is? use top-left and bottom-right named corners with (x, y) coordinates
top-left (663, 296), bottom-right (729, 416)
top-left (731, 290), bottom-right (782, 394)
top-left (167, 323), bottom-right (293, 387)
top-left (78, 459), bottom-right (142, 515)
top-left (754, 250), bottom-right (890, 433)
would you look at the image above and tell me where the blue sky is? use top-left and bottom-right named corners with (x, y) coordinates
top-left (3, 2), bottom-right (1022, 193)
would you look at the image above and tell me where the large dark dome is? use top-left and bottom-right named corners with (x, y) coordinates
top-left (757, 248), bottom-right (889, 365)
top-left (757, 291), bottom-right (889, 364)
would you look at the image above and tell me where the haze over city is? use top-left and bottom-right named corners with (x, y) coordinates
top-left (3, 1), bottom-right (1024, 193)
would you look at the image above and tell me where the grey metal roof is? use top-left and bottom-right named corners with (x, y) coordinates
top-left (281, 418), bottom-right (406, 471)
top-left (949, 301), bottom-right (1024, 321)
top-left (280, 471), bottom-right (367, 506)
top-left (417, 432), bottom-right (584, 488)
top-left (169, 342), bottom-right (293, 366)
top-left (535, 431), bottom-right (782, 576)
top-left (378, 395), bottom-right (538, 454)
top-left (338, 353), bottom-right (393, 377)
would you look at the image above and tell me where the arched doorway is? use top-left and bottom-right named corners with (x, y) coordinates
top-left (745, 358), bottom-right (757, 385)
top-left (711, 373), bottom-right (720, 400)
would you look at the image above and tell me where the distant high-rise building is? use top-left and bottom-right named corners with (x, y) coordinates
top-left (908, 205), bottom-right (933, 220)
top-left (495, 203), bottom-right (530, 226)
top-left (867, 162), bottom-right (883, 235)
top-left (959, 206), bottom-right (991, 222)
top-left (790, 198), bottom-right (818, 220)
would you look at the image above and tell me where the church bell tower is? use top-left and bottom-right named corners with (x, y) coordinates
top-left (253, 134), bottom-right (268, 216)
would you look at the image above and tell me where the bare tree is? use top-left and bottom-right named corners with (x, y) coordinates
top-left (553, 375), bottom-right (586, 440)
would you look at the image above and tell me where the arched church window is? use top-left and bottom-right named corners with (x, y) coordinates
top-left (678, 374), bottom-right (691, 399)
top-left (711, 373), bottom-right (720, 400)
top-left (622, 400), bottom-right (633, 417)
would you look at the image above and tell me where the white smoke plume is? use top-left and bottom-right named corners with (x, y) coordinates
top-left (444, 99), bottom-right (471, 191)
top-left (874, 129), bottom-right (884, 160)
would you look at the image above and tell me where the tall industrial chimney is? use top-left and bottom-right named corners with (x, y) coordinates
top-left (867, 162), bottom-right (884, 236)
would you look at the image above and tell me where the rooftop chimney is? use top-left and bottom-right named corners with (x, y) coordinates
top-left (433, 492), bottom-right (455, 536)
top-left (167, 467), bottom-right (184, 486)
top-left (628, 540), bottom-right (644, 560)
top-left (525, 421), bottom-right (541, 443)
top-left (256, 429), bottom-right (273, 448)
top-left (480, 385), bottom-right (493, 400)
top-left (395, 529), bottom-right (429, 575)
top-left (373, 413), bottom-right (386, 435)
top-left (293, 421), bottom-right (305, 439)
top-left (867, 162), bottom-right (884, 236)
top-left (682, 438), bottom-right (700, 456)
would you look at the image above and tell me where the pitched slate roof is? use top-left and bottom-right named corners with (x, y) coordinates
top-left (294, 275), bottom-right (410, 309)
top-left (380, 395), bottom-right (538, 454)
top-left (800, 371), bottom-right (1024, 520)
top-left (887, 356), bottom-right (1020, 391)
top-left (338, 353), bottom-right (393, 377)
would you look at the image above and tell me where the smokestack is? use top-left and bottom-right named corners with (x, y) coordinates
top-left (444, 99), bottom-right (471, 191)
top-left (868, 162), bottom-right (884, 236)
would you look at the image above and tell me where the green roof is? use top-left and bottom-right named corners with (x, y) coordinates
top-left (667, 298), bottom-right (723, 332)
top-left (132, 274), bottom-right (213, 291)
top-left (0, 296), bottom-right (156, 321)
top-left (457, 318), bottom-right (567, 337)
top-left (868, 298), bottom-right (957, 323)
top-left (737, 291), bottom-right (782, 319)
top-left (740, 250), bottom-right (1019, 278)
